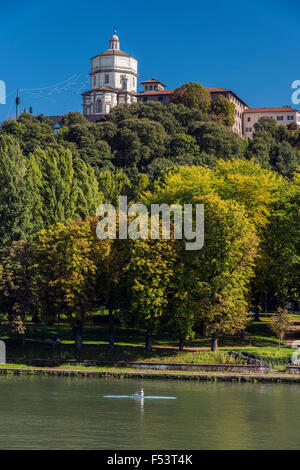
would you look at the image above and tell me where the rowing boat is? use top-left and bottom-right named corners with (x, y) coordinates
top-left (103, 395), bottom-right (176, 399)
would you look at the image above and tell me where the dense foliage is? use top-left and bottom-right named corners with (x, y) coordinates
top-left (0, 94), bottom-right (299, 350)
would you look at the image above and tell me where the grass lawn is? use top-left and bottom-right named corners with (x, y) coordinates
top-left (0, 315), bottom-right (297, 366)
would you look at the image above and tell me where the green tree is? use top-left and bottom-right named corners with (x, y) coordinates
top-left (214, 158), bottom-right (281, 230)
top-left (188, 121), bottom-right (245, 163)
top-left (114, 118), bottom-right (168, 170)
top-left (253, 116), bottom-right (278, 137)
top-left (183, 194), bottom-right (258, 351)
top-left (32, 218), bottom-right (102, 349)
top-left (143, 172), bottom-right (258, 351)
top-left (98, 169), bottom-right (131, 205)
top-left (246, 129), bottom-right (274, 169)
top-left (122, 235), bottom-right (178, 350)
top-left (30, 147), bottom-right (77, 227)
top-left (0, 135), bottom-right (37, 246)
top-left (254, 175), bottom-right (300, 307)
top-left (146, 158), bottom-right (175, 180)
top-left (73, 158), bottom-right (101, 218)
top-left (269, 307), bottom-right (291, 350)
top-left (247, 118), bottom-right (300, 176)
top-left (59, 113), bottom-right (113, 170)
top-left (209, 95), bottom-right (235, 127)
top-left (1, 113), bottom-right (57, 156)
top-left (171, 82), bottom-right (211, 109)
top-left (164, 245), bottom-right (195, 350)
top-left (168, 133), bottom-right (199, 158)
top-left (269, 141), bottom-right (299, 177)
top-left (0, 241), bottom-right (35, 342)
top-left (96, 236), bottom-right (128, 349)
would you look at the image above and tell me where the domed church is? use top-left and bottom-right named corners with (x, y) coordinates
top-left (82, 30), bottom-right (138, 119)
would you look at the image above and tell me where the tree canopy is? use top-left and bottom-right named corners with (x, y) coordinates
top-left (0, 98), bottom-right (299, 350)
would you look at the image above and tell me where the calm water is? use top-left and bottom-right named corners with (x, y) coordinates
top-left (0, 375), bottom-right (300, 449)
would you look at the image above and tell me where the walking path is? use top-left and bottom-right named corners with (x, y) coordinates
top-left (284, 319), bottom-right (300, 347)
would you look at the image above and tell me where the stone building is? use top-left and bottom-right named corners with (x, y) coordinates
top-left (207, 88), bottom-right (248, 137)
top-left (77, 33), bottom-right (300, 138)
top-left (137, 78), bottom-right (174, 106)
top-left (82, 30), bottom-right (137, 118)
top-left (243, 106), bottom-right (300, 138)
top-left (136, 82), bottom-right (248, 137)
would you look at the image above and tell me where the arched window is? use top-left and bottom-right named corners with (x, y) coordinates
top-left (122, 77), bottom-right (127, 90)
top-left (96, 99), bottom-right (102, 113)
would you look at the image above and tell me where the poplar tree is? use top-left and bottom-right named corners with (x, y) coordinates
top-left (73, 158), bottom-right (101, 219)
top-left (31, 147), bottom-right (77, 227)
top-left (0, 135), bottom-right (35, 247)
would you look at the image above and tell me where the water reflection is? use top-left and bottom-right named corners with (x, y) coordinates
top-left (139, 397), bottom-right (144, 414)
top-left (1, 376), bottom-right (300, 449)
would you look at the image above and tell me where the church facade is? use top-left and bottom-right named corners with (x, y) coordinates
top-left (81, 31), bottom-right (249, 136)
top-left (80, 31), bottom-right (300, 138)
top-left (82, 30), bottom-right (137, 118)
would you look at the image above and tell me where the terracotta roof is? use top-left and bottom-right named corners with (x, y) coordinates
top-left (137, 86), bottom-right (248, 106)
top-left (141, 78), bottom-right (167, 87)
top-left (91, 49), bottom-right (137, 60)
top-left (207, 88), bottom-right (248, 107)
top-left (207, 88), bottom-right (229, 93)
top-left (137, 90), bottom-right (174, 96)
top-left (243, 106), bottom-right (299, 114)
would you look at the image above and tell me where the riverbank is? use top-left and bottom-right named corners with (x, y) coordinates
top-left (1, 317), bottom-right (293, 362)
top-left (1, 318), bottom-right (298, 372)
top-left (1, 364), bottom-right (300, 384)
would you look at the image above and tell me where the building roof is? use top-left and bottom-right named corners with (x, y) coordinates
top-left (141, 78), bottom-right (167, 87)
top-left (91, 49), bottom-right (137, 60)
top-left (243, 106), bottom-right (299, 114)
top-left (47, 115), bottom-right (64, 130)
top-left (136, 86), bottom-right (248, 106)
top-left (207, 88), bottom-right (248, 107)
top-left (137, 90), bottom-right (174, 96)
top-left (206, 87), bottom-right (229, 93)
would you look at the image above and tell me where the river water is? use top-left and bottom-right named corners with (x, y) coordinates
top-left (0, 375), bottom-right (299, 449)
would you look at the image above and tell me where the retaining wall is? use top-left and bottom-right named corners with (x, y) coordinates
top-left (7, 358), bottom-right (271, 374)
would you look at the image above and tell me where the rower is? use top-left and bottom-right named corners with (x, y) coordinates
top-left (134, 388), bottom-right (144, 396)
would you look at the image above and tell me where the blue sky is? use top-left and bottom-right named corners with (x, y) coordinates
top-left (0, 0), bottom-right (299, 121)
